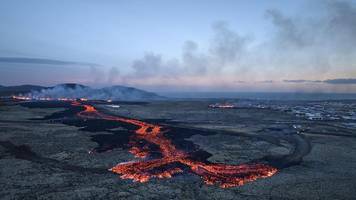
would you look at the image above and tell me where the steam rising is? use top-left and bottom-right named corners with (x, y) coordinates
top-left (29, 84), bottom-right (162, 101)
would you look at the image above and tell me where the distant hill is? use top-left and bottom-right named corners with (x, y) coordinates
top-left (55, 83), bottom-right (90, 89)
top-left (0, 83), bottom-right (164, 101)
top-left (100, 86), bottom-right (162, 100)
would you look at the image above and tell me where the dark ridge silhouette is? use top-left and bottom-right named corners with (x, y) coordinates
top-left (0, 83), bottom-right (164, 101)
top-left (0, 57), bottom-right (99, 66)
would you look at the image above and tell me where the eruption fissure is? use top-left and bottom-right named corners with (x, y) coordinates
top-left (72, 101), bottom-right (277, 188)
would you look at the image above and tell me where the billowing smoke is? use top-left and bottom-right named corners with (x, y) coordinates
top-left (127, 21), bottom-right (248, 80)
top-left (28, 84), bottom-right (162, 101)
top-left (33, 0), bottom-right (354, 92)
top-left (111, 0), bottom-right (356, 92)
top-left (261, 0), bottom-right (356, 78)
top-left (209, 21), bottom-right (248, 65)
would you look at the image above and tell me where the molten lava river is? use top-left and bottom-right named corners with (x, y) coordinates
top-left (73, 101), bottom-right (277, 188)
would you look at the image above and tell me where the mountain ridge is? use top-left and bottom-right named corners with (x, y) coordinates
top-left (0, 83), bottom-right (164, 101)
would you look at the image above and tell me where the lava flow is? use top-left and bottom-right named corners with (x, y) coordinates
top-left (73, 101), bottom-right (277, 188)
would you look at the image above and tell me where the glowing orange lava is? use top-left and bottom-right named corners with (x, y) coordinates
top-left (73, 101), bottom-right (277, 188)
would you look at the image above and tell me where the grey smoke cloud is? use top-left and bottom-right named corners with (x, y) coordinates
top-left (132, 53), bottom-right (162, 76)
top-left (182, 40), bottom-right (208, 75)
top-left (265, 9), bottom-right (308, 49)
top-left (327, 1), bottom-right (356, 50)
top-left (266, 1), bottom-right (356, 52)
top-left (7, 1), bottom-right (353, 92)
top-left (209, 21), bottom-right (248, 65)
top-left (129, 21), bottom-right (248, 78)
top-left (127, 1), bottom-right (356, 88)
top-left (62, 0), bottom-right (354, 92)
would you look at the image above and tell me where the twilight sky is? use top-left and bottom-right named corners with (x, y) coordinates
top-left (1, 0), bottom-right (356, 92)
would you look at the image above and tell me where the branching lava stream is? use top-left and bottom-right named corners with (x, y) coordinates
top-left (73, 101), bottom-right (277, 188)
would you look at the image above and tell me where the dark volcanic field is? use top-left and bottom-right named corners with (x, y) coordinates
top-left (1, 99), bottom-right (356, 199)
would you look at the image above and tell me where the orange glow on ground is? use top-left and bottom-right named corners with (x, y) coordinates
top-left (73, 101), bottom-right (277, 188)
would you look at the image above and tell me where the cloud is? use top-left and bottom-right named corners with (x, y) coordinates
top-left (265, 1), bottom-right (356, 52)
top-left (6, 1), bottom-right (354, 92)
top-left (182, 40), bottom-right (208, 75)
top-left (0, 57), bottom-right (100, 66)
top-left (51, 1), bottom-right (356, 92)
top-left (283, 80), bottom-right (322, 83)
top-left (324, 78), bottom-right (356, 84)
top-left (130, 52), bottom-right (182, 79)
top-left (209, 21), bottom-right (249, 65)
top-left (283, 78), bottom-right (356, 85)
top-left (265, 9), bottom-right (309, 49)
top-left (283, 80), bottom-right (308, 83)
top-left (326, 1), bottom-right (356, 50)
top-left (127, 1), bottom-right (356, 85)
top-left (132, 53), bottom-right (162, 76)
top-left (128, 21), bottom-right (248, 80)
top-left (107, 67), bottom-right (120, 84)
top-left (254, 1), bottom-right (356, 84)
top-left (257, 80), bottom-right (274, 83)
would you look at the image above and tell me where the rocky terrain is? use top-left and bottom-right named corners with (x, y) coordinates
top-left (0, 99), bottom-right (355, 199)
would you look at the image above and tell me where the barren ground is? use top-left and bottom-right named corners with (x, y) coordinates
top-left (0, 100), bottom-right (355, 199)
